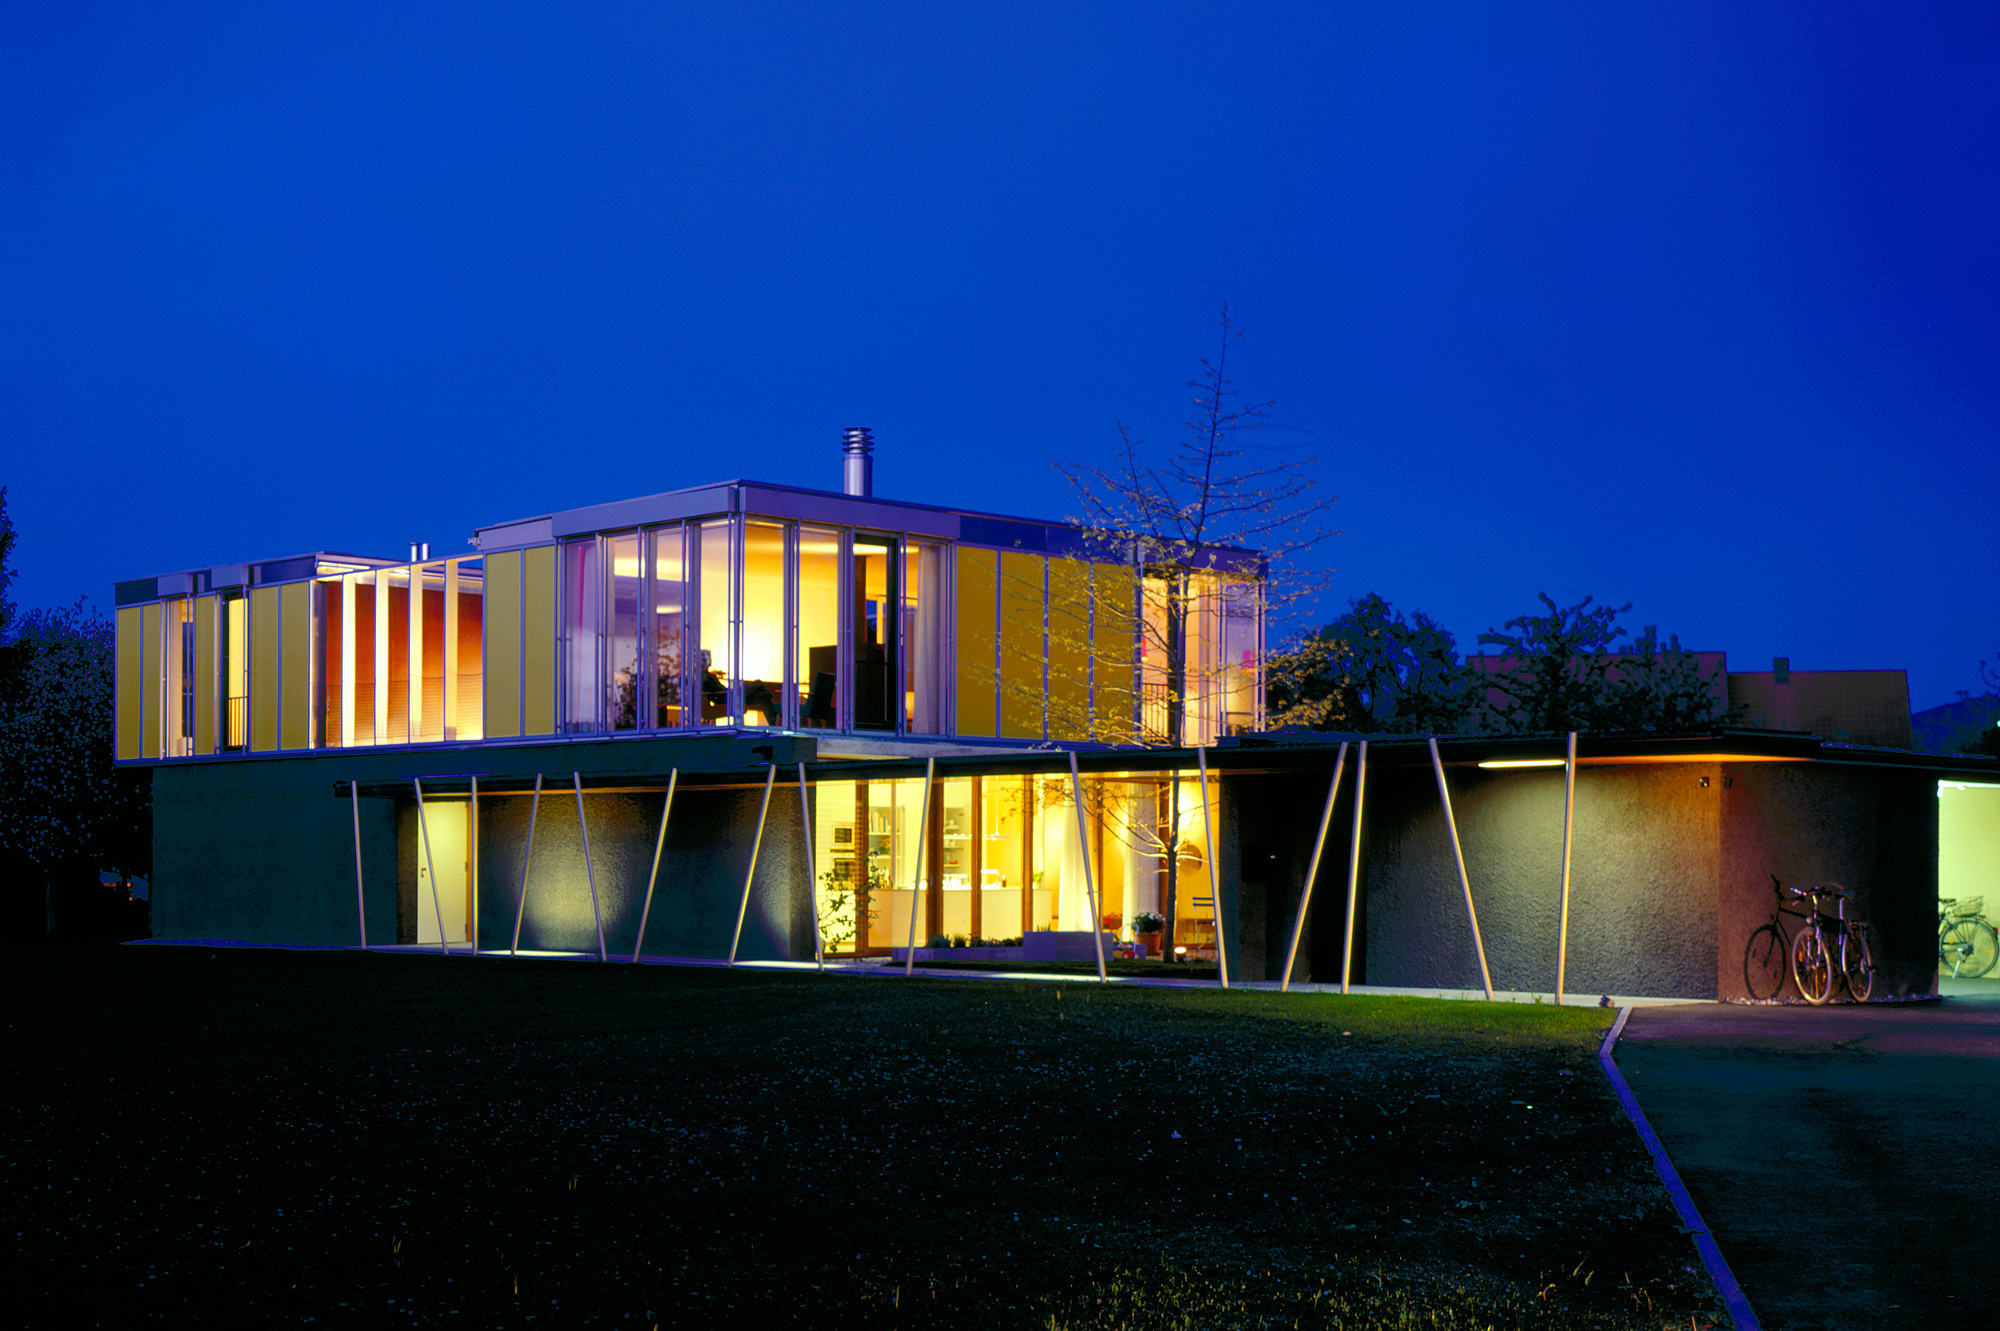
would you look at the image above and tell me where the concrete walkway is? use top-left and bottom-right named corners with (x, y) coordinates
top-left (1613, 995), bottom-right (2000, 1330)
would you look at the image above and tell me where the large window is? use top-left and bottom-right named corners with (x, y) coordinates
top-left (741, 522), bottom-right (786, 726)
top-left (607, 534), bottom-right (643, 731)
top-left (797, 527), bottom-right (840, 729)
top-left (220, 591), bottom-right (248, 751)
top-left (904, 540), bottom-right (942, 733)
top-left (654, 526), bottom-right (687, 728)
top-left (698, 520), bottom-right (734, 725)
top-left (561, 539), bottom-right (602, 733)
top-left (852, 536), bottom-right (898, 730)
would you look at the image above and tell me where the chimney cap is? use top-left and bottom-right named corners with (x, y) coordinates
top-left (842, 426), bottom-right (874, 453)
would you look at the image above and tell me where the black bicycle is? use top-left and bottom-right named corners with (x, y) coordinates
top-left (1744, 876), bottom-right (1874, 1003)
top-left (1939, 896), bottom-right (1998, 980)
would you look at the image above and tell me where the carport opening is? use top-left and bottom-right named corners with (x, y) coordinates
top-left (1938, 780), bottom-right (2000, 995)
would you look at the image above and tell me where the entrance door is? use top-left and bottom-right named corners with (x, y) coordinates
top-left (415, 801), bottom-right (469, 944)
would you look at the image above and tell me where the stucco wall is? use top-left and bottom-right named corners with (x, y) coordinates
top-left (1358, 762), bottom-right (1721, 999)
top-left (1717, 762), bottom-right (1936, 999)
top-left (147, 732), bottom-right (813, 952)
top-left (475, 785), bottom-right (809, 961)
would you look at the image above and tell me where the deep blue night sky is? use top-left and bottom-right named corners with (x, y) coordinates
top-left (5, 2), bottom-right (1996, 708)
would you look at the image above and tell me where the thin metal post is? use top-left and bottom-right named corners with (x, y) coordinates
top-left (1197, 746), bottom-right (1228, 988)
top-left (902, 757), bottom-right (936, 977)
top-left (630, 769), bottom-right (678, 963)
top-left (1068, 751), bottom-right (1108, 984)
top-left (468, 775), bottom-right (479, 956)
top-left (1429, 736), bottom-right (1494, 1000)
top-left (1281, 743), bottom-right (1346, 992)
top-left (729, 764), bottom-right (778, 965)
top-left (350, 778), bottom-right (367, 949)
top-left (1341, 741), bottom-right (1368, 993)
top-left (572, 772), bottom-right (607, 963)
top-left (510, 772), bottom-right (543, 955)
top-left (800, 762), bottom-right (825, 971)
top-left (1556, 731), bottom-right (1578, 1006)
top-left (413, 777), bottom-right (449, 956)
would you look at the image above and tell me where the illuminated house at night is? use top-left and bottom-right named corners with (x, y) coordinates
top-left (112, 434), bottom-right (1998, 1000)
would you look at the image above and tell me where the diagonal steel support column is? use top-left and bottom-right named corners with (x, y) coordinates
top-left (1281, 742), bottom-right (1346, 992)
top-left (1197, 746), bottom-right (1228, 988)
top-left (630, 769), bottom-right (678, 963)
top-left (1429, 736), bottom-right (1494, 1000)
top-left (350, 778), bottom-right (367, 950)
top-left (799, 762), bottom-right (825, 971)
top-left (729, 764), bottom-right (778, 966)
top-left (903, 757), bottom-right (936, 977)
top-left (1341, 741), bottom-right (1368, 993)
top-left (510, 773), bottom-right (544, 955)
top-left (572, 771), bottom-right (607, 963)
top-left (1556, 731), bottom-right (1578, 1005)
top-left (1069, 751), bottom-right (1108, 983)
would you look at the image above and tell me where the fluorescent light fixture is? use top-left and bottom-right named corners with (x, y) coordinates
top-left (1478, 758), bottom-right (1568, 769)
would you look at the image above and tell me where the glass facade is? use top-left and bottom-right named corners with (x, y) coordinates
top-left (113, 508), bottom-right (1265, 758)
top-left (801, 770), bottom-right (1212, 956)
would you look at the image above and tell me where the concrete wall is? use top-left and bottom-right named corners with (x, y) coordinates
top-left (475, 784), bottom-right (809, 961)
top-left (148, 732), bottom-right (813, 953)
top-left (1353, 763), bottom-right (1721, 999)
top-left (1717, 762), bottom-right (1937, 999)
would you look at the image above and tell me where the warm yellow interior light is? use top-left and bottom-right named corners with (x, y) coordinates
top-left (1478, 758), bottom-right (1568, 769)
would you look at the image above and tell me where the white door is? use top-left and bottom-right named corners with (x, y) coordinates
top-left (416, 802), bottom-right (469, 944)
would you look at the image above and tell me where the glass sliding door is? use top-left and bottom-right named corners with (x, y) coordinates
top-left (797, 526), bottom-right (840, 729)
top-left (450, 559), bottom-right (484, 741)
top-left (852, 535), bottom-right (898, 730)
top-left (561, 539), bottom-right (602, 733)
top-left (698, 520), bottom-right (734, 724)
top-left (652, 524), bottom-right (687, 729)
top-left (607, 533), bottom-right (643, 731)
top-left (741, 521), bottom-right (786, 726)
top-left (904, 540), bottom-right (942, 733)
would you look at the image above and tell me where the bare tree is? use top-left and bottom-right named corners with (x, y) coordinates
top-left (1039, 305), bottom-right (1338, 955)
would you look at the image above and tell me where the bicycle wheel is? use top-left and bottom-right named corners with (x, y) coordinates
top-left (1744, 923), bottom-right (1788, 1000)
top-left (1793, 928), bottom-right (1832, 1005)
top-left (1841, 927), bottom-right (1874, 1002)
top-left (1942, 919), bottom-right (1999, 980)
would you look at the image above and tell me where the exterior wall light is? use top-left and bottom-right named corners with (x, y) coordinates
top-left (1477, 758), bottom-right (1567, 769)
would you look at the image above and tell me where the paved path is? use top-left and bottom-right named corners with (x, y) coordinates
top-left (1614, 998), bottom-right (2000, 1330)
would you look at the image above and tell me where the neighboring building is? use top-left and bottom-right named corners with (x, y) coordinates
top-left (1726, 657), bottom-right (1912, 749)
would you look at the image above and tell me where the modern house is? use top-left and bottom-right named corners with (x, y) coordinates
top-left (111, 435), bottom-right (2000, 1000)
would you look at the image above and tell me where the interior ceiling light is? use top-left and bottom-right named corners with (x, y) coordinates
top-left (1478, 758), bottom-right (1568, 769)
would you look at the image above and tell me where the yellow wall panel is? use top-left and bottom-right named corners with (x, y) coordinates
top-left (1091, 562), bottom-right (1139, 743)
top-left (997, 551), bottom-right (1045, 740)
top-left (954, 547), bottom-right (997, 738)
top-left (483, 549), bottom-right (522, 740)
top-left (250, 586), bottom-right (281, 752)
top-left (193, 596), bottom-right (217, 756)
top-left (522, 545), bottom-right (556, 736)
top-left (280, 581), bottom-right (311, 750)
top-left (139, 604), bottom-right (163, 760)
top-left (1046, 558), bottom-right (1090, 742)
top-left (116, 606), bottom-right (144, 761)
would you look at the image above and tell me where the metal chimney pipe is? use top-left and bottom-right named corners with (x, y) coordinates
top-left (842, 427), bottom-right (874, 497)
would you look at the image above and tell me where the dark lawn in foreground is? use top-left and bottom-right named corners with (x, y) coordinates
top-left (2, 948), bottom-right (1717, 1329)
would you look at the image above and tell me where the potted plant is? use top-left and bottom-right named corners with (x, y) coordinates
top-left (1132, 911), bottom-right (1165, 959)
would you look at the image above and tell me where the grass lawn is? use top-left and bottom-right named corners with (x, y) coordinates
top-left (2, 947), bottom-right (1720, 1328)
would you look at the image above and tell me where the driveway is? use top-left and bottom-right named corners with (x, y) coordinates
top-left (1613, 996), bottom-right (2000, 1330)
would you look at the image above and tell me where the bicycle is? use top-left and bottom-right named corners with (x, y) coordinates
top-left (1938, 897), bottom-right (1999, 980)
top-left (1743, 876), bottom-right (1874, 1003)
